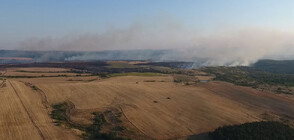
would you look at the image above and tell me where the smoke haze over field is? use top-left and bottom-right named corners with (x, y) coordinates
top-left (2, 1), bottom-right (294, 66)
top-left (17, 23), bottom-right (294, 66)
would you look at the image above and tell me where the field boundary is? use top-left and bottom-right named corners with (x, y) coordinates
top-left (8, 80), bottom-right (46, 140)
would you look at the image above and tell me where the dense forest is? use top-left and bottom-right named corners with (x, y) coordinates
top-left (253, 59), bottom-right (294, 74)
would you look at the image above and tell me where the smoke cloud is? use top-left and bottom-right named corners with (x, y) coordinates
top-left (19, 21), bottom-right (294, 66)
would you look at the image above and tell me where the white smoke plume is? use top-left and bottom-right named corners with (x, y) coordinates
top-left (19, 21), bottom-right (294, 66)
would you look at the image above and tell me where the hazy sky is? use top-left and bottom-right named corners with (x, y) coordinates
top-left (1, 0), bottom-right (294, 65)
top-left (1, 0), bottom-right (294, 43)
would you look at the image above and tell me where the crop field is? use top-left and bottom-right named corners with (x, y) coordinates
top-left (0, 57), bottom-right (33, 61)
top-left (0, 79), bottom-right (79, 140)
top-left (2, 67), bottom-right (90, 77)
top-left (0, 65), bottom-right (294, 140)
top-left (11, 67), bottom-right (69, 72)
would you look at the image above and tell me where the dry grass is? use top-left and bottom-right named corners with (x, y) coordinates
top-left (1, 67), bottom-right (294, 140)
top-left (110, 72), bottom-right (163, 77)
top-left (0, 57), bottom-right (33, 61)
top-left (3, 68), bottom-right (90, 77)
top-left (195, 76), bottom-right (215, 81)
top-left (12, 67), bottom-right (70, 72)
top-left (22, 76), bottom-right (261, 139)
top-left (106, 61), bottom-right (140, 68)
top-left (0, 80), bottom-right (79, 140)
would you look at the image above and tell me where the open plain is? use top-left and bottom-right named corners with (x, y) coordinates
top-left (0, 66), bottom-right (294, 139)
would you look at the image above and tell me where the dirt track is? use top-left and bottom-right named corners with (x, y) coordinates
top-left (9, 81), bottom-right (46, 140)
top-left (0, 80), bottom-right (79, 140)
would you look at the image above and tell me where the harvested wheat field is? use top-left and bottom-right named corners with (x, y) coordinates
top-left (3, 68), bottom-right (90, 77)
top-left (1, 68), bottom-right (294, 140)
top-left (0, 79), bottom-right (79, 140)
top-left (199, 82), bottom-right (294, 118)
top-left (20, 75), bottom-right (260, 139)
top-left (0, 57), bottom-right (33, 61)
top-left (10, 67), bottom-right (70, 72)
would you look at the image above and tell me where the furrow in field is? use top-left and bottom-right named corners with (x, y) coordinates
top-left (8, 80), bottom-right (46, 140)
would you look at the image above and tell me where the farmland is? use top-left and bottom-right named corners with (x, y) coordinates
top-left (0, 61), bottom-right (294, 140)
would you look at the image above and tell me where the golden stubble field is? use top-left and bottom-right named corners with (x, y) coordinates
top-left (1, 67), bottom-right (294, 140)
top-left (3, 67), bottom-right (90, 77)
top-left (0, 79), bottom-right (79, 140)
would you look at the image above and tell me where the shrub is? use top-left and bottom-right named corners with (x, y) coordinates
top-left (209, 121), bottom-right (294, 140)
top-left (50, 103), bottom-right (68, 123)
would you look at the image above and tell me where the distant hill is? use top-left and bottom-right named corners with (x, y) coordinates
top-left (0, 50), bottom-right (170, 63)
top-left (0, 50), bottom-right (83, 62)
top-left (253, 59), bottom-right (294, 74)
top-left (2, 50), bottom-right (294, 72)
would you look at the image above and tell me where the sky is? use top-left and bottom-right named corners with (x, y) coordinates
top-left (1, 0), bottom-right (294, 65)
top-left (1, 0), bottom-right (294, 42)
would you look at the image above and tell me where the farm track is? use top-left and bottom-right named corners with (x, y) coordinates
top-left (119, 106), bottom-right (153, 139)
top-left (65, 100), bottom-right (77, 123)
top-left (63, 100), bottom-right (88, 129)
top-left (65, 98), bottom-right (154, 139)
top-left (23, 82), bottom-right (51, 112)
top-left (0, 80), bottom-right (5, 88)
top-left (37, 89), bottom-right (51, 112)
top-left (0, 69), bottom-right (7, 88)
top-left (0, 69), bottom-right (6, 76)
top-left (108, 95), bottom-right (153, 139)
top-left (8, 80), bottom-right (46, 140)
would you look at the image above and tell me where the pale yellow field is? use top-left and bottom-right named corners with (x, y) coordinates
top-left (0, 80), bottom-right (79, 140)
top-left (20, 75), bottom-right (260, 139)
top-left (3, 68), bottom-right (90, 77)
top-left (1, 67), bottom-right (294, 140)
top-left (195, 75), bottom-right (214, 81)
top-left (11, 67), bottom-right (70, 72)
